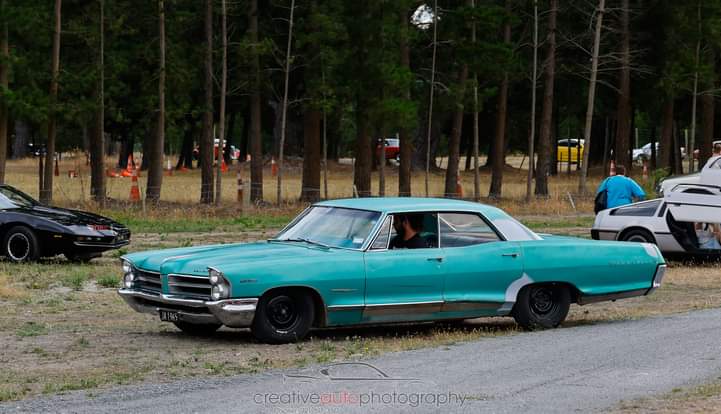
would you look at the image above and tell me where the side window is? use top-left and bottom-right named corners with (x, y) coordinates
top-left (370, 216), bottom-right (392, 250)
top-left (439, 213), bottom-right (501, 247)
top-left (388, 212), bottom-right (438, 249)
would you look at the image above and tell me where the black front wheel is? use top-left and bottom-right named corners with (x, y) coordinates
top-left (252, 290), bottom-right (314, 344)
top-left (3, 226), bottom-right (40, 263)
top-left (512, 284), bottom-right (571, 330)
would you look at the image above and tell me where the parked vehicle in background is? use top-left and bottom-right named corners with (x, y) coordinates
top-left (556, 139), bottom-right (584, 163)
top-left (592, 184), bottom-right (721, 257)
top-left (376, 138), bottom-right (400, 161)
top-left (0, 185), bottom-right (130, 263)
top-left (118, 197), bottom-right (665, 344)
top-left (657, 155), bottom-right (721, 195)
top-left (192, 139), bottom-right (240, 161)
top-left (632, 142), bottom-right (659, 163)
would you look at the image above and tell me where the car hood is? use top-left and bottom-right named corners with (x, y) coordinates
top-left (10, 205), bottom-right (121, 226)
top-left (123, 241), bottom-right (335, 276)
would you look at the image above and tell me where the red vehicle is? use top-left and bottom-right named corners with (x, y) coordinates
top-left (376, 138), bottom-right (400, 161)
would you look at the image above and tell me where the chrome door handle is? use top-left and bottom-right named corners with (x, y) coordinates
top-left (502, 253), bottom-right (519, 258)
top-left (427, 257), bottom-right (444, 262)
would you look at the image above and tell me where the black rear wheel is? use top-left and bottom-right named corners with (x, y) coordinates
top-left (252, 290), bottom-right (314, 344)
top-left (3, 226), bottom-right (40, 263)
top-left (513, 284), bottom-right (571, 330)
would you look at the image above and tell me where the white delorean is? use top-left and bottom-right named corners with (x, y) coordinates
top-left (592, 184), bottom-right (721, 256)
top-left (658, 155), bottom-right (721, 195)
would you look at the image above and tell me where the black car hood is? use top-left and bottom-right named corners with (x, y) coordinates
top-left (13, 205), bottom-right (119, 226)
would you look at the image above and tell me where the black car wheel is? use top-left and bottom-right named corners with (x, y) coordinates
top-left (252, 290), bottom-right (314, 344)
top-left (621, 228), bottom-right (655, 244)
top-left (173, 321), bottom-right (221, 336)
top-left (3, 226), bottom-right (40, 263)
top-left (513, 284), bottom-right (570, 330)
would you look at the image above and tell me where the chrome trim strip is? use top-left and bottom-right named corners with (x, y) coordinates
top-left (440, 301), bottom-right (502, 312)
top-left (168, 273), bottom-right (208, 279)
top-left (327, 304), bottom-right (364, 311)
top-left (330, 288), bottom-right (358, 293)
top-left (647, 264), bottom-right (667, 294)
top-left (577, 288), bottom-right (649, 306)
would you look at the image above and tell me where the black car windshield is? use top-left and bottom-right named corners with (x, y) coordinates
top-left (0, 186), bottom-right (38, 209)
top-left (274, 206), bottom-right (381, 250)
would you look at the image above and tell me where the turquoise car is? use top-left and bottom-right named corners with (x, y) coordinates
top-left (118, 198), bottom-right (666, 343)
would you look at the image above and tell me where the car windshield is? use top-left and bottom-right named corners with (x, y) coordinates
top-left (0, 186), bottom-right (38, 209)
top-left (274, 206), bottom-right (382, 250)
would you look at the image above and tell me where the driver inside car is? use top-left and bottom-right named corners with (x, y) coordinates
top-left (390, 213), bottom-right (429, 249)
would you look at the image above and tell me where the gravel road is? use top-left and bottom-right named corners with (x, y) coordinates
top-left (4, 308), bottom-right (721, 414)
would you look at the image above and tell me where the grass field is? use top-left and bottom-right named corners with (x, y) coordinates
top-left (3, 155), bottom-right (610, 217)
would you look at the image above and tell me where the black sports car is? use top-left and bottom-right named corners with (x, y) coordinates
top-left (0, 185), bottom-right (130, 262)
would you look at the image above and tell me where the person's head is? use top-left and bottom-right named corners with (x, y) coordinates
top-left (713, 142), bottom-right (721, 155)
top-left (393, 213), bottom-right (424, 237)
top-left (616, 165), bottom-right (627, 176)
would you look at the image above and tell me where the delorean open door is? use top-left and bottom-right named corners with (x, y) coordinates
top-left (664, 184), bottom-right (721, 254)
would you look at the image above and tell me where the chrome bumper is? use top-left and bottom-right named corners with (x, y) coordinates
top-left (646, 264), bottom-right (667, 295)
top-left (118, 289), bottom-right (258, 328)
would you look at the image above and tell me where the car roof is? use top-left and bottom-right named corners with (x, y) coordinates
top-left (314, 197), bottom-right (507, 217)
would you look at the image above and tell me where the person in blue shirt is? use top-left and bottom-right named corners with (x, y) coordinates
top-left (596, 165), bottom-right (646, 209)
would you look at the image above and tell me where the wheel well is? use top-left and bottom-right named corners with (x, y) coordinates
top-left (520, 282), bottom-right (582, 305)
top-left (260, 286), bottom-right (327, 328)
top-left (0, 222), bottom-right (33, 237)
top-left (618, 227), bottom-right (656, 244)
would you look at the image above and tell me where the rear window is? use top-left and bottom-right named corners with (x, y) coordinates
top-left (610, 200), bottom-right (662, 217)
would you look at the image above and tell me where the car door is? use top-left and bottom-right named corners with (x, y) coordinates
top-left (665, 189), bottom-right (721, 223)
top-left (439, 212), bottom-right (524, 317)
top-left (362, 213), bottom-right (444, 323)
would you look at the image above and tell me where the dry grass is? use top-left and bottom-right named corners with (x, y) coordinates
top-left (616, 378), bottom-right (721, 413)
top-left (3, 155), bottom-right (607, 216)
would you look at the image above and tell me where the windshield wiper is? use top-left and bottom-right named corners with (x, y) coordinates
top-left (268, 237), bottom-right (330, 249)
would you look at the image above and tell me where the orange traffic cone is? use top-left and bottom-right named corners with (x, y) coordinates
top-left (271, 157), bottom-right (278, 176)
top-left (609, 160), bottom-right (616, 176)
top-left (129, 169), bottom-right (140, 202)
top-left (221, 159), bottom-right (228, 173)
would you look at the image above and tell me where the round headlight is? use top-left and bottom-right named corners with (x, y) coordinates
top-left (122, 261), bottom-right (132, 274)
top-left (211, 284), bottom-right (225, 300)
top-left (123, 271), bottom-right (135, 288)
top-left (208, 268), bottom-right (222, 285)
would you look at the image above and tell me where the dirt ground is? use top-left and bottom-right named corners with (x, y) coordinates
top-left (1, 227), bottom-right (719, 403)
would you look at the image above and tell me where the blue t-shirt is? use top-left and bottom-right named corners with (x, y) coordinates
top-left (597, 175), bottom-right (646, 208)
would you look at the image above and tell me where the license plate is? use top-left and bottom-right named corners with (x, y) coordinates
top-left (159, 310), bottom-right (179, 322)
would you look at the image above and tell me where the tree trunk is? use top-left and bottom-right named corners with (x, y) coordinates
top-left (490, 0), bottom-right (513, 198)
top-left (578, 0), bottom-right (605, 194)
top-left (425, 0), bottom-right (438, 197)
top-left (534, 0), bottom-right (556, 197)
top-left (176, 119), bottom-right (194, 169)
top-left (200, 0), bottom-right (214, 204)
top-left (276, 0), bottom-right (295, 205)
top-left (526, 0), bottom-right (539, 200)
top-left (249, 0), bottom-right (263, 202)
top-left (700, 92), bottom-right (714, 167)
top-left (0, 4), bottom-right (8, 184)
top-left (354, 108), bottom-right (371, 197)
top-left (147, 0), bottom-right (165, 203)
top-left (614, 0), bottom-right (631, 171)
top-left (398, 5), bottom-right (412, 197)
top-left (658, 98), bottom-right (674, 170)
top-left (300, 110), bottom-right (321, 202)
top-left (689, 1), bottom-right (701, 173)
top-left (215, 0), bottom-right (227, 205)
top-left (444, 65), bottom-right (468, 198)
top-left (90, 0), bottom-right (106, 205)
top-left (649, 125), bottom-right (657, 170)
top-left (41, 0), bottom-right (62, 205)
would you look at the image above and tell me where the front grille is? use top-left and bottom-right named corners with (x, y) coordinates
top-left (134, 269), bottom-right (161, 295)
top-left (167, 274), bottom-right (211, 300)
